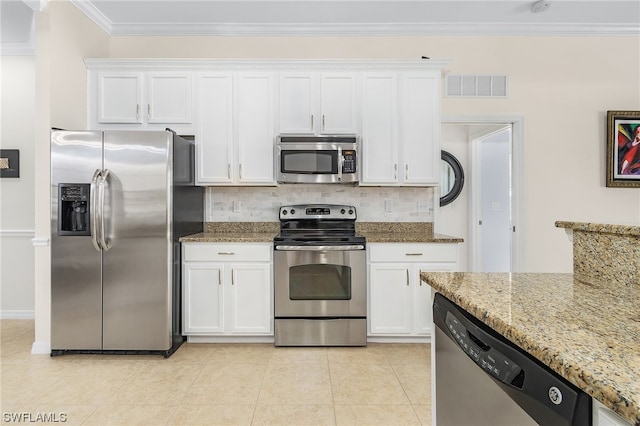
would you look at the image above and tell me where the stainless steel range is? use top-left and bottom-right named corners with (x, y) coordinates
top-left (273, 204), bottom-right (366, 346)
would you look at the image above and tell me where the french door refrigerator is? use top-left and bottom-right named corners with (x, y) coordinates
top-left (51, 129), bottom-right (203, 357)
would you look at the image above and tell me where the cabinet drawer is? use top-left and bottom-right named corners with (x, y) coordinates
top-left (183, 243), bottom-right (272, 262)
top-left (368, 243), bottom-right (457, 263)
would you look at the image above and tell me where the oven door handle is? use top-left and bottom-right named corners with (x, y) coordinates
top-left (275, 245), bottom-right (365, 251)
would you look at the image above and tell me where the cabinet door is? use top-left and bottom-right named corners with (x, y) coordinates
top-left (146, 73), bottom-right (193, 124)
top-left (320, 74), bottom-right (357, 134)
top-left (97, 72), bottom-right (142, 124)
top-left (183, 262), bottom-right (224, 334)
top-left (279, 74), bottom-right (315, 134)
top-left (228, 263), bottom-right (272, 334)
top-left (361, 74), bottom-right (399, 185)
top-left (401, 73), bottom-right (439, 184)
top-left (237, 73), bottom-right (275, 184)
top-left (369, 263), bottom-right (412, 334)
top-left (414, 263), bottom-right (456, 335)
top-left (196, 74), bottom-right (234, 184)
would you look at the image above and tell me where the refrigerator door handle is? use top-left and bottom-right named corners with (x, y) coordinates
top-left (90, 169), bottom-right (103, 251)
top-left (98, 169), bottom-right (112, 251)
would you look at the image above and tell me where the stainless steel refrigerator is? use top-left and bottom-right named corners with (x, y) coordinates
top-left (50, 129), bottom-right (203, 356)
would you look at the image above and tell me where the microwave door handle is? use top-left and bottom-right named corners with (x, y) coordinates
top-left (337, 147), bottom-right (343, 182)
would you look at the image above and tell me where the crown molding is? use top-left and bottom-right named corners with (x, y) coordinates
top-left (105, 22), bottom-right (639, 37)
top-left (69, 0), bottom-right (113, 34)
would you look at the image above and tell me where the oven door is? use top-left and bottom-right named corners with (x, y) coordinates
top-left (274, 247), bottom-right (366, 317)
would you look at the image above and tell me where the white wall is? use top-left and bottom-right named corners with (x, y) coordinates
top-left (0, 55), bottom-right (36, 318)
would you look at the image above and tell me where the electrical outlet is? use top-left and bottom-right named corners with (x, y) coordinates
top-left (384, 200), bottom-right (393, 212)
top-left (233, 201), bottom-right (241, 213)
top-left (417, 201), bottom-right (429, 212)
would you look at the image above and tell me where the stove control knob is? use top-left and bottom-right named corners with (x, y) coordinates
top-left (348, 209), bottom-right (354, 215)
top-left (341, 209), bottom-right (346, 214)
top-left (290, 209), bottom-right (296, 215)
top-left (282, 209), bottom-right (288, 215)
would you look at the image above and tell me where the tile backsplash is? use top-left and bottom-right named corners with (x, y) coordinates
top-left (206, 185), bottom-right (435, 222)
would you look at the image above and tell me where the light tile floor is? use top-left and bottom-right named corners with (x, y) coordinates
top-left (1, 320), bottom-right (431, 425)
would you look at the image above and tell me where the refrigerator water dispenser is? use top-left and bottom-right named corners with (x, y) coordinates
top-left (58, 183), bottom-right (90, 236)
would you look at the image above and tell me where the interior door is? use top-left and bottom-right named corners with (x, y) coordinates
top-left (101, 130), bottom-right (172, 350)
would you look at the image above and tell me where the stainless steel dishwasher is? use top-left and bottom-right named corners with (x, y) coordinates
top-left (433, 293), bottom-right (591, 425)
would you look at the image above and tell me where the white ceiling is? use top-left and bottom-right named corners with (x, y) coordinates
top-left (2, 0), bottom-right (639, 55)
top-left (68, 0), bottom-right (640, 36)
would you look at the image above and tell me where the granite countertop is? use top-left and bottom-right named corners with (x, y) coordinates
top-left (357, 222), bottom-right (464, 243)
top-left (421, 271), bottom-right (640, 425)
top-left (180, 222), bottom-right (279, 243)
top-left (180, 222), bottom-right (464, 244)
top-left (180, 232), bottom-right (277, 243)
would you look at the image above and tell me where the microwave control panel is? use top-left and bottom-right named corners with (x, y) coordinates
top-left (342, 151), bottom-right (357, 173)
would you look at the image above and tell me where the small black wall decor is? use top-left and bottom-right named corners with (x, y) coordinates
top-left (0, 150), bottom-right (20, 178)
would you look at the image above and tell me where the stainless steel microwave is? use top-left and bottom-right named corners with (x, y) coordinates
top-left (276, 135), bottom-right (359, 184)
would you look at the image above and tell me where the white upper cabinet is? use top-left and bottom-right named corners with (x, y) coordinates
top-left (146, 73), bottom-right (192, 124)
top-left (196, 72), bottom-right (275, 186)
top-left (401, 72), bottom-right (440, 185)
top-left (97, 72), bottom-right (142, 124)
top-left (196, 73), bottom-right (234, 184)
top-left (237, 73), bottom-right (275, 184)
top-left (361, 70), bottom-right (441, 186)
top-left (361, 73), bottom-right (399, 184)
top-left (90, 68), bottom-right (193, 133)
top-left (279, 73), bottom-right (357, 135)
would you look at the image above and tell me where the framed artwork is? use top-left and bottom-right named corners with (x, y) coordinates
top-left (0, 149), bottom-right (20, 178)
top-left (606, 110), bottom-right (640, 188)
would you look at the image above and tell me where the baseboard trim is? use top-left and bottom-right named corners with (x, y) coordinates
top-left (31, 340), bottom-right (51, 355)
top-left (0, 310), bottom-right (35, 319)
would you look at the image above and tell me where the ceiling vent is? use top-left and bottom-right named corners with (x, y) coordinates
top-left (446, 75), bottom-right (508, 98)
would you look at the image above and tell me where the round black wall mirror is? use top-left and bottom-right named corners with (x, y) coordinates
top-left (440, 150), bottom-right (465, 206)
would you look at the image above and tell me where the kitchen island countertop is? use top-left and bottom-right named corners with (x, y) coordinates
top-left (421, 271), bottom-right (640, 425)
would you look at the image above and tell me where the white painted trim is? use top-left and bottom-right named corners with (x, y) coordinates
top-left (0, 310), bottom-right (35, 319)
top-left (84, 58), bottom-right (451, 71)
top-left (31, 340), bottom-right (51, 355)
top-left (82, 21), bottom-right (640, 37)
top-left (186, 336), bottom-right (275, 343)
top-left (442, 115), bottom-right (524, 273)
top-left (31, 237), bottom-right (50, 247)
top-left (69, 0), bottom-right (112, 35)
top-left (0, 43), bottom-right (35, 56)
top-left (0, 229), bottom-right (36, 238)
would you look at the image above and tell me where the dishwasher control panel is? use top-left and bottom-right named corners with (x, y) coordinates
top-left (445, 312), bottom-right (523, 386)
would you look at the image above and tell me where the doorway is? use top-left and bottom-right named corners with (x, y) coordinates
top-left (439, 116), bottom-right (523, 273)
top-left (471, 126), bottom-right (512, 272)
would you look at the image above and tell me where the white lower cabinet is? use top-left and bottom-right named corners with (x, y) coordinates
top-left (368, 243), bottom-right (458, 339)
top-left (182, 243), bottom-right (273, 338)
top-left (592, 399), bottom-right (633, 426)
